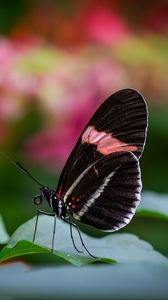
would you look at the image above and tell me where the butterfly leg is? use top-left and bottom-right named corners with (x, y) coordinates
top-left (51, 213), bottom-right (57, 253)
top-left (65, 219), bottom-right (97, 258)
top-left (33, 210), bottom-right (55, 252)
top-left (69, 223), bottom-right (83, 253)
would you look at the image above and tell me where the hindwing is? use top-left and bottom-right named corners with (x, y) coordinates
top-left (65, 151), bottom-right (141, 231)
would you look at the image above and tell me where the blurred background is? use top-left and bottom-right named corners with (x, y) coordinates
top-left (0, 0), bottom-right (168, 255)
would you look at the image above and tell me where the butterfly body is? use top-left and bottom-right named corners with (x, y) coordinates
top-left (39, 186), bottom-right (80, 220)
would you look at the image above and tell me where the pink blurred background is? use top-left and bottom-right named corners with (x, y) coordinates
top-left (0, 0), bottom-right (168, 196)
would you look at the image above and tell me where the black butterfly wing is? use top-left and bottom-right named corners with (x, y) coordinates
top-left (67, 151), bottom-right (141, 231)
top-left (56, 88), bottom-right (148, 200)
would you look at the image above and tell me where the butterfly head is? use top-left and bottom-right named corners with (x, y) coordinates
top-left (33, 186), bottom-right (55, 207)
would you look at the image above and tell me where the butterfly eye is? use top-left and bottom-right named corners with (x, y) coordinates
top-left (33, 195), bottom-right (43, 205)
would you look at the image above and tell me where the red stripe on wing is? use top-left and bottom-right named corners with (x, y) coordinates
top-left (57, 185), bottom-right (62, 199)
top-left (82, 125), bottom-right (138, 155)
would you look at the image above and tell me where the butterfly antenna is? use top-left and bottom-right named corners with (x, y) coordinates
top-left (0, 151), bottom-right (44, 187)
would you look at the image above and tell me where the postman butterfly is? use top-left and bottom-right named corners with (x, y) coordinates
top-left (0, 88), bottom-right (148, 257)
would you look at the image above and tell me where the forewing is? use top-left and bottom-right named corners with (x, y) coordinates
top-left (57, 89), bottom-right (147, 198)
top-left (69, 152), bottom-right (141, 231)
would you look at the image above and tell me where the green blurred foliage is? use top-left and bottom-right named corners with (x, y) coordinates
top-left (0, 0), bottom-right (26, 35)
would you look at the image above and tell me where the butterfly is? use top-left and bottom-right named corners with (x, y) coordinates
top-left (31, 88), bottom-right (148, 256)
top-left (0, 88), bottom-right (148, 257)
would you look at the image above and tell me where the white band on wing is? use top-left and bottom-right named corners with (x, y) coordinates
top-left (74, 170), bottom-right (116, 219)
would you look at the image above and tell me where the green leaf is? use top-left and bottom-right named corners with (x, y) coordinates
top-left (0, 240), bottom-right (110, 266)
top-left (0, 215), bottom-right (167, 265)
top-left (138, 192), bottom-right (168, 221)
top-left (0, 215), bottom-right (9, 244)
